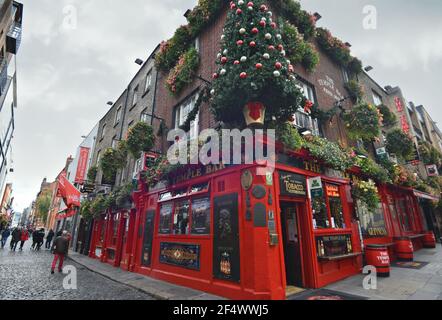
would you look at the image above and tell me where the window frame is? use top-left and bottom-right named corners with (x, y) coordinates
top-left (114, 106), bottom-right (122, 126)
top-left (174, 93), bottom-right (200, 140)
top-left (144, 70), bottom-right (152, 93)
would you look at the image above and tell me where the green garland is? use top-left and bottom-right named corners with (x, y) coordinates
top-left (166, 48), bottom-right (200, 95)
top-left (316, 27), bottom-right (363, 75)
top-left (343, 102), bottom-right (381, 141)
top-left (270, 0), bottom-right (316, 39)
top-left (126, 122), bottom-right (156, 159)
top-left (344, 79), bottom-right (363, 103)
top-left (276, 122), bottom-right (304, 151)
top-left (386, 129), bottom-right (415, 161)
top-left (179, 86), bottom-right (211, 132)
top-left (355, 156), bottom-right (391, 184)
top-left (280, 20), bottom-right (319, 72)
top-left (378, 105), bottom-right (397, 127)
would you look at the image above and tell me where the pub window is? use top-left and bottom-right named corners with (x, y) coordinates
top-left (190, 182), bottom-right (210, 194)
top-left (173, 187), bottom-right (188, 199)
top-left (159, 192), bottom-right (173, 201)
top-left (191, 197), bottom-right (211, 235)
top-left (312, 195), bottom-right (329, 229)
top-left (327, 184), bottom-right (345, 229)
top-left (173, 200), bottom-right (190, 235)
top-left (159, 203), bottom-right (173, 234)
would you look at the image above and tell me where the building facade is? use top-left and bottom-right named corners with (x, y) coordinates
top-left (0, 0), bottom-right (22, 198)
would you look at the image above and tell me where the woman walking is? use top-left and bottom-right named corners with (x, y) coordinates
top-left (19, 228), bottom-right (29, 251)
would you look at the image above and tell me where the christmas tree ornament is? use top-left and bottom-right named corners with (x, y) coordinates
top-left (223, 49), bottom-right (228, 55)
top-left (239, 28), bottom-right (246, 34)
top-left (265, 33), bottom-right (272, 40)
top-left (267, 11), bottom-right (273, 17)
top-left (230, 3), bottom-right (236, 10)
top-left (281, 50), bottom-right (286, 57)
top-left (234, 60), bottom-right (240, 65)
top-left (221, 34), bottom-right (225, 40)
top-left (240, 56), bottom-right (247, 62)
top-left (261, 17), bottom-right (267, 22)
top-left (210, 89), bottom-right (215, 95)
top-left (236, 8), bottom-right (242, 15)
top-left (220, 69), bottom-right (227, 75)
top-left (251, 82), bottom-right (258, 90)
top-left (260, 4), bottom-right (267, 11)
top-left (277, 44), bottom-right (284, 51)
top-left (263, 53), bottom-right (270, 59)
top-left (270, 22), bottom-right (277, 29)
top-left (237, 39), bottom-right (244, 46)
top-left (268, 45), bottom-right (275, 51)
top-left (240, 72), bottom-right (248, 79)
top-left (273, 70), bottom-right (281, 77)
top-left (249, 41), bottom-right (256, 47)
top-left (212, 73), bottom-right (219, 79)
top-left (259, 20), bottom-right (266, 27)
top-left (256, 63), bottom-right (263, 69)
top-left (275, 62), bottom-right (282, 70)
top-left (247, 1), bottom-right (254, 7)
top-left (221, 57), bottom-right (228, 64)
top-left (289, 75), bottom-right (296, 81)
top-left (238, 0), bottom-right (244, 5)
top-left (217, 53), bottom-right (222, 59)
top-left (276, 34), bottom-right (282, 40)
top-left (251, 27), bottom-right (259, 34)
top-left (247, 6), bottom-right (254, 11)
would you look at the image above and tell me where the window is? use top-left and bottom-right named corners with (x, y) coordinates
top-left (111, 136), bottom-right (118, 149)
top-left (145, 71), bottom-right (152, 92)
top-left (174, 94), bottom-right (199, 140)
top-left (114, 106), bottom-right (122, 125)
top-left (140, 109), bottom-right (152, 124)
top-left (298, 81), bottom-right (316, 103)
top-left (194, 37), bottom-right (200, 53)
top-left (132, 85), bottom-right (139, 106)
top-left (311, 184), bottom-right (347, 230)
top-left (173, 200), bottom-right (190, 235)
top-left (342, 67), bottom-right (349, 83)
top-left (293, 81), bottom-right (319, 136)
top-left (101, 124), bottom-right (107, 139)
top-left (159, 203), bottom-right (173, 234)
top-left (96, 150), bottom-right (101, 165)
top-left (372, 91), bottom-right (383, 106)
top-left (191, 197), bottom-right (211, 235)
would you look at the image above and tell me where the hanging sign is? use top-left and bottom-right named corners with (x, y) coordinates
top-left (426, 164), bottom-right (439, 177)
top-left (307, 176), bottom-right (323, 198)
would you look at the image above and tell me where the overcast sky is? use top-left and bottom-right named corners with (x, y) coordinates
top-left (9, 0), bottom-right (442, 211)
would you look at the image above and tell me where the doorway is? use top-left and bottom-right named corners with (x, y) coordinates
top-left (280, 201), bottom-right (304, 288)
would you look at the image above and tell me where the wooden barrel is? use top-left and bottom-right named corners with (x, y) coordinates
top-left (395, 238), bottom-right (414, 261)
top-left (423, 232), bottom-right (436, 249)
top-left (365, 246), bottom-right (391, 277)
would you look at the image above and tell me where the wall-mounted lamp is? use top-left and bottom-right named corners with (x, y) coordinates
top-left (106, 101), bottom-right (114, 106)
top-left (135, 58), bottom-right (144, 66)
top-left (313, 12), bottom-right (322, 22)
top-left (364, 66), bottom-right (374, 72)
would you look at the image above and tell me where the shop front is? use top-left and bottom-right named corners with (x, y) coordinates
top-left (124, 150), bottom-right (362, 300)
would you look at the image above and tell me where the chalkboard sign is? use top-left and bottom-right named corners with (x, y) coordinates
top-left (141, 210), bottom-right (155, 267)
top-left (213, 193), bottom-right (240, 283)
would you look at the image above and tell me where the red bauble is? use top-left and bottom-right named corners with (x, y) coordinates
top-left (275, 62), bottom-right (282, 70)
top-left (251, 27), bottom-right (259, 34)
top-left (247, 1), bottom-right (254, 7)
top-left (236, 8), bottom-right (242, 15)
top-left (234, 60), bottom-right (240, 65)
top-left (221, 57), bottom-right (228, 64)
top-left (240, 72), bottom-right (248, 79)
top-left (259, 20), bottom-right (266, 27)
top-left (260, 5), bottom-right (267, 12)
top-left (212, 73), bottom-right (219, 79)
top-left (268, 45), bottom-right (275, 51)
top-left (237, 40), bottom-right (244, 46)
top-left (230, 3), bottom-right (236, 10)
top-left (277, 44), bottom-right (284, 51)
top-left (256, 63), bottom-right (263, 69)
top-left (270, 22), bottom-right (277, 29)
top-left (249, 41), bottom-right (256, 47)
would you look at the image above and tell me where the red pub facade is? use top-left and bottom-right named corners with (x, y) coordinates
top-left (84, 1), bottom-right (439, 300)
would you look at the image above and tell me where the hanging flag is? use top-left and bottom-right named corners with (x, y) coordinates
top-left (75, 147), bottom-right (90, 184)
top-left (56, 172), bottom-right (81, 207)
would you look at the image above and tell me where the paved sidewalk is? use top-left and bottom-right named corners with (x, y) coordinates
top-left (68, 251), bottom-right (224, 300)
top-left (325, 246), bottom-right (442, 300)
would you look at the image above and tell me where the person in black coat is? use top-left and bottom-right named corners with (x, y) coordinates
top-left (10, 227), bottom-right (21, 251)
top-left (45, 229), bottom-right (55, 249)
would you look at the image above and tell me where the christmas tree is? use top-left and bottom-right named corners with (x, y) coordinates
top-left (210, 0), bottom-right (306, 127)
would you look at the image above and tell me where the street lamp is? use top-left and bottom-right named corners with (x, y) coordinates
top-left (364, 66), bottom-right (374, 72)
top-left (135, 58), bottom-right (144, 66)
top-left (106, 101), bottom-right (114, 106)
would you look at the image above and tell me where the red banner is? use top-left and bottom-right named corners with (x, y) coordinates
top-left (75, 147), bottom-right (90, 184)
top-left (57, 172), bottom-right (81, 207)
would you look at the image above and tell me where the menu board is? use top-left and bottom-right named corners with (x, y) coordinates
top-left (213, 194), bottom-right (240, 282)
top-left (279, 171), bottom-right (307, 197)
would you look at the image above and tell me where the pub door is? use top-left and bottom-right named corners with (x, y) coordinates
top-left (280, 201), bottom-right (303, 287)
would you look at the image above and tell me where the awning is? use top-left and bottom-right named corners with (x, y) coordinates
top-left (413, 190), bottom-right (440, 202)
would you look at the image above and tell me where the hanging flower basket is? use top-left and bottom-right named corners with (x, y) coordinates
top-left (243, 102), bottom-right (266, 127)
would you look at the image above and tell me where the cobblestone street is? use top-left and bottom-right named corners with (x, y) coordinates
top-left (0, 240), bottom-right (155, 300)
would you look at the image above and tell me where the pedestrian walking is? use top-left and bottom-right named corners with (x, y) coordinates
top-left (51, 230), bottom-right (69, 274)
top-left (45, 229), bottom-right (55, 249)
top-left (36, 228), bottom-right (45, 251)
top-left (10, 227), bottom-right (21, 251)
top-left (19, 228), bottom-right (29, 251)
top-left (1, 228), bottom-right (11, 248)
